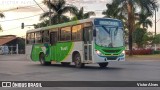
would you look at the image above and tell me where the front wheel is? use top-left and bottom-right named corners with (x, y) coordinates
top-left (99, 62), bottom-right (109, 68)
top-left (74, 53), bottom-right (85, 68)
top-left (39, 53), bottom-right (51, 65)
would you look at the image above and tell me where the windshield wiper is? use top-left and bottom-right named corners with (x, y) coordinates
top-left (102, 26), bottom-right (110, 34)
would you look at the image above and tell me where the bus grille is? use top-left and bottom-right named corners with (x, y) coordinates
top-left (103, 49), bottom-right (121, 53)
top-left (107, 57), bottom-right (118, 60)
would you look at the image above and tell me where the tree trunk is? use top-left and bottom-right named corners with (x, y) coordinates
top-left (127, 2), bottom-right (135, 56)
top-left (58, 15), bottom-right (61, 24)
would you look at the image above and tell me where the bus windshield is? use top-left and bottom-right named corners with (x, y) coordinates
top-left (95, 26), bottom-right (124, 47)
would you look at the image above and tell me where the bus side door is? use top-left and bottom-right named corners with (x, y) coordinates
top-left (83, 26), bottom-right (92, 61)
top-left (50, 32), bottom-right (58, 61)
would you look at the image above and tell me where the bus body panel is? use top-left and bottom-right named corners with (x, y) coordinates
top-left (61, 41), bottom-right (84, 63)
top-left (29, 41), bottom-right (84, 63)
top-left (26, 45), bottom-right (33, 61)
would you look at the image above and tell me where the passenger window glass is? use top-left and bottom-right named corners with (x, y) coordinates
top-left (72, 25), bottom-right (82, 41)
top-left (42, 31), bottom-right (49, 43)
top-left (60, 27), bottom-right (71, 41)
top-left (35, 32), bottom-right (41, 43)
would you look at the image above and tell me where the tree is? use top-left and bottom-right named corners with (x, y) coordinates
top-left (112, 0), bottom-right (158, 56)
top-left (135, 11), bottom-right (153, 29)
top-left (143, 32), bottom-right (154, 46)
top-left (153, 34), bottom-right (160, 44)
top-left (133, 28), bottom-right (147, 48)
top-left (71, 7), bottom-right (95, 21)
top-left (0, 12), bottom-right (4, 32)
top-left (34, 19), bottom-right (49, 28)
top-left (0, 13), bottom-right (4, 18)
top-left (102, 2), bottom-right (126, 20)
top-left (0, 25), bottom-right (3, 32)
top-left (40, 0), bottom-right (78, 25)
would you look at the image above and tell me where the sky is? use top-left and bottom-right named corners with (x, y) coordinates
top-left (0, 0), bottom-right (160, 37)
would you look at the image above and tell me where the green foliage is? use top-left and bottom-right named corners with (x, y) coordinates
top-left (133, 29), bottom-right (156, 48)
top-left (36, 0), bottom-right (77, 28)
top-left (0, 13), bottom-right (5, 18)
top-left (0, 25), bottom-right (2, 32)
top-left (34, 19), bottom-right (49, 28)
top-left (133, 28), bottom-right (147, 48)
top-left (0, 13), bottom-right (4, 32)
top-left (153, 50), bottom-right (160, 54)
top-left (35, 1), bottom-right (95, 28)
top-left (135, 11), bottom-right (153, 29)
top-left (107, 0), bottom-right (158, 55)
top-left (153, 34), bottom-right (160, 44)
top-left (71, 7), bottom-right (95, 21)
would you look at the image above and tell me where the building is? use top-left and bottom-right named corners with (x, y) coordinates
top-left (0, 35), bottom-right (25, 54)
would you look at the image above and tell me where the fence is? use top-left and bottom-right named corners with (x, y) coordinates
top-left (0, 44), bottom-right (19, 55)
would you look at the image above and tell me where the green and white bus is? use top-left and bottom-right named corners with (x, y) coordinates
top-left (26, 18), bottom-right (125, 68)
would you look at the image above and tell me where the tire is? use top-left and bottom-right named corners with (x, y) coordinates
top-left (99, 62), bottom-right (109, 68)
top-left (74, 53), bottom-right (85, 68)
top-left (61, 62), bottom-right (70, 66)
top-left (39, 53), bottom-right (51, 65)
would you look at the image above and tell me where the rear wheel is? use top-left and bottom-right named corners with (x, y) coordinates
top-left (39, 53), bottom-right (51, 65)
top-left (74, 53), bottom-right (84, 68)
top-left (99, 62), bottom-right (109, 68)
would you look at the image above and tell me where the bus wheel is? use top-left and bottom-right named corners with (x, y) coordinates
top-left (74, 53), bottom-right (84, 68)
top-left (39, 53), bottom-right (51, 65)
top-left (99, 62), bottom-right (108, 68)
top-left (61, 62), bottom-right (70, 66)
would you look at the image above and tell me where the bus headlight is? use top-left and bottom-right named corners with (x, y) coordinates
top-left (122, 50), bottom-right (125, 55)
top-left (96, 50), bottom-right (103, 56)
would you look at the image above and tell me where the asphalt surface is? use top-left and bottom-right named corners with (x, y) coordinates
top-left (0, 55), bottom-right (160, 90)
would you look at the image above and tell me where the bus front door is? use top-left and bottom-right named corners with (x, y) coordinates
top-left (50, 32), bottom-right (58, 61)
top-left (83, 27), bottom-right (92, 61)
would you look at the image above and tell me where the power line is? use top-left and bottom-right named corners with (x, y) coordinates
top-left (2, 26), bottom-right (20, 31)
top-left (0, 13), bottom-right (44, 22)
top-left (0, 3), bottom-right (44, 13)
top-left (33, 0), bottom-right (45, 12)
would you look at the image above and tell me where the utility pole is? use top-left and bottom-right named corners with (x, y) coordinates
top-left (155, 10), bottom-right (157, 35)
top-left (154, 10), bottom-right (157, 50)
top-left (49, 0), bottom-right (52, 25)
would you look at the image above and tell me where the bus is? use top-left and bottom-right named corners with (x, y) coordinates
top-left (26, 18), bottom-right (125, 68)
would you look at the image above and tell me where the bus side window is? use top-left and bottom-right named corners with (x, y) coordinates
top-left (30, 33), bottom-right (35, 44)
top-left (83, 27), bottom-right (92, 44)
top-left (26, 33), bottom-right (30, 44)
top-left (35, 32), bottom-right (41, 43)
top-left (72, 25), bottom-right (82, 41)
top-left (50, 32), bottom-right (57, 45)
top-left (42, 31), bottom-right (49, 43)
top-left (60, 27), bottom-right (71, 41)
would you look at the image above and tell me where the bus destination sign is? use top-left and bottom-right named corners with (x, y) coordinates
top-left (94, 19), bottom-right (122, 27)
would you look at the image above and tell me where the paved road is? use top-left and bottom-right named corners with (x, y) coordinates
top-left (0, 55), bottom-right (160, 90)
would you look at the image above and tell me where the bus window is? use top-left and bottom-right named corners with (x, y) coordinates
top-left (30, 33), bottom-right (35, 44)
top-left (83, 27), bottom-right (92, 44)
top-left (60, 27), bottom-right (71, 41)
top-left (72, 25), bottom-right (82, 41)
top-left (42, 31), bottom-right (49, 43)
top-left (84, 22), bottom-right (92, 27)
top-left (35, 32), bottom-right (41, 43)
top-left (26, 33), bottom-right (31, 44)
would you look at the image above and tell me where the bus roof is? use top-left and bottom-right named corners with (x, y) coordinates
top-left (27, 18), bottom-right (121, 33)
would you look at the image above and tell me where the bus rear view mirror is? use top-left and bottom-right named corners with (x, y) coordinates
top-left (93, 29), bottom-right (96, 37)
